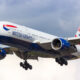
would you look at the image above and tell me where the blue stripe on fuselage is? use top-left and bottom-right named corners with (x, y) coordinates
top-left (0, 35), bottom-right (44, 51)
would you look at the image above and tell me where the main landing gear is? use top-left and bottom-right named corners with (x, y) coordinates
top-left (55, 57), bottom-right (68, 66)
top-left (20, 60), bottom-right (32, 70)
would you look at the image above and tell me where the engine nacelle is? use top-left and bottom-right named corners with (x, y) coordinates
top-left (0, 48), bottom-right (6, 60)
top-left (51, 38), bottom-right (70, 50)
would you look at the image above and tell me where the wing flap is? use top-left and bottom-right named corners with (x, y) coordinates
top-left (67, 37), bottom-right (80, 45)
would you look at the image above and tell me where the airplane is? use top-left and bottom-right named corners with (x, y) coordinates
top-left (0, 21), bottom-right (80, 70)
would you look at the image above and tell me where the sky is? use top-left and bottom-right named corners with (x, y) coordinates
top-left (0, 0), bottom-right (80, 36)
top-left (0, 0), bottom-right (80, 80)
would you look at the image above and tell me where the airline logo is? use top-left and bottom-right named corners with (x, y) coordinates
top-left (3, 24), bottom-right (17, 31)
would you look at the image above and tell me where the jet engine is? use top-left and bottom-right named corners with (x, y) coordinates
top-left (51, 38), bottom-right (70, 50)
top-left (0, 48), bottom-right (6, 60)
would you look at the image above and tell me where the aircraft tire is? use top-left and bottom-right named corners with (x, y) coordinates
top-left (28, 64), bottom-right (32, 70)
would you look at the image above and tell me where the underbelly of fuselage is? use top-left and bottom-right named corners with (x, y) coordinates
top-left (0, 35), bottom-right (77, 59)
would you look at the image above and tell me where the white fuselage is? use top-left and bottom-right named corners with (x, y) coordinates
top-left (0, 21), bottom-right (80, 59)
top-left (0, 21), bottom-right (57, 44)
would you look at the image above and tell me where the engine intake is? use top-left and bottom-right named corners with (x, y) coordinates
top-left (51, 38), bottom-right (70, 50)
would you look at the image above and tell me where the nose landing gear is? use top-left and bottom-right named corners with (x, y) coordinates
top-left (20, 61), bottom-right (32, 70)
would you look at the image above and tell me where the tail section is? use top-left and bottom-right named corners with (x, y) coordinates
top-left (75, 27), bottom-right (80, 37)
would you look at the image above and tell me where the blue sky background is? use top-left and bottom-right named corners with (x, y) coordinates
top-left (0, 0), bottom-right (80, 37)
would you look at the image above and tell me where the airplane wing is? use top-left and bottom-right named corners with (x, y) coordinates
top-left (38, 37), bottom-right (80, 50)
top-left (1, 37), bottom-right (80, 61)
top-left (63, 55), bottom-right (78, 60)
top-left (67, 37), bottom-right (80, 45)
top-left (1, 37), bottom-right (80, 58)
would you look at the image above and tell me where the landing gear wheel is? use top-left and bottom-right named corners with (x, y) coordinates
top-left (55, 58), bottom-right (63, 66)
top-left (24, 66), bottom-right (28, 70)
top-left (20, 62), bottom-right (24, 67)
top-left (55, 57), bottom-right (68, 66)
top-left (24, 61), bottom-right (32, 70)
top-left (64, 60), bottom-right (68, 65)
top-left (60, 58), bottom-right (68, 65)
top-left (20, 61), bottom-right (32, 70)
top-left (28, 64), bottom-right (32, 69)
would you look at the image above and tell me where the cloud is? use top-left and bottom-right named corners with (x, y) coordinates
top-left (0, 0), bottom-right (79, 36)
top-left (0, 55), bottom-right (77, 80)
